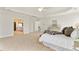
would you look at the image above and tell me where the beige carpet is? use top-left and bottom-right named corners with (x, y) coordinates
top-left (0, 32), bottom-right (55, 51)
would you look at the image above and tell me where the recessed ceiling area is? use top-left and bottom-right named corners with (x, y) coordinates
top-left (5, 7), bottom-right (73, 17)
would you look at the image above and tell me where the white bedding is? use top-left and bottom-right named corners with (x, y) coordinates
top-left (39, 33), bottom-right (74, 50)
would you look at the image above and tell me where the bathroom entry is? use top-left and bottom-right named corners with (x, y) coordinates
top-left (14, 18), bottom-right (24, 32)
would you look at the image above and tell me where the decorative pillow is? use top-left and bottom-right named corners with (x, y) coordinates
top-left (64, 27), bottom-right (74, 36)
top-left (43, 30), bottom-right (62, 35)
top-left (62, 27), bottom-right (67, 34)
top-left (62, 27), bottom-right (74, 36)
top-left (51, 31), bottom-right (62, 35)
top-left (43, 30), bottom-right (52, 35)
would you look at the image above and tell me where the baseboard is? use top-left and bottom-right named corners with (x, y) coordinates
top-left (0, 33), bottom-right (13, 38)
top-left (24, 32), bottom-right (30, 34)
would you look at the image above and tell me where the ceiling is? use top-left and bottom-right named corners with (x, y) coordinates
top-left (5, 7), bottom-right (73, 17)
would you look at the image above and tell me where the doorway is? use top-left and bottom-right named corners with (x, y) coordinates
top-left (14, 18), bottom-right (24, 34)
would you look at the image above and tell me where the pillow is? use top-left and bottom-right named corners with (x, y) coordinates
top-left (51, 31), bottom-right (62, 35)
top-left (43, 30), bottom-right (62, 35)
top-left (64, 27), bottom-right (74, 36)
top-left (62, 27), bottom-right (74, 36)
top-left (71, 29), bottom-right (79, 39)
top-left (62, 27), bottom-right (67, 34)
top-left (43, 30), bottom-right (52, 35)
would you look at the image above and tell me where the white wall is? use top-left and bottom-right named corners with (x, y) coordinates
top-left (1, 8), bottom-right (79, 38)
top-left (23, 15), bottom-right (38, 33)
top-left (39, 12), bottom-right (79, 32)
top-left (0, 9), bottom-right (13, 38)
top-left (12, 10), bottom-right (38, 34)
top-left (39, 17), bottom-right (51, 31)
top-left (56, 12), bottom-right (79, 30)
top-left (0, 13), bottom-right (3, 38)
top-left (0, 8), bottom-right (38, 38)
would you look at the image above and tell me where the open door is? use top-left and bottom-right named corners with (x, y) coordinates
top-left (14, 18), bottom-right (24, 34)
top-left (14, 22), bottom-right (16, 31)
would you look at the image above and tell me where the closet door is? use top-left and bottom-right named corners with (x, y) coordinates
top-left (35, 21), bottom-right (41, 32)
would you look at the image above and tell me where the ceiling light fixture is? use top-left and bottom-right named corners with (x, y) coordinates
top-left (38, 7), bottom-right (44, 12)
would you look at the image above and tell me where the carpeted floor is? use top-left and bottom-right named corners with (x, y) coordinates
top-left (0, 32), bottom-right (54, 51)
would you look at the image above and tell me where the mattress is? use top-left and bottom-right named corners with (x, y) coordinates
top-left (39, 33), bottom-right (74, 50)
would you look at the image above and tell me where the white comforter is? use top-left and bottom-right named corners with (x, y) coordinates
top-left (39, 33), bottom-right (74, 49)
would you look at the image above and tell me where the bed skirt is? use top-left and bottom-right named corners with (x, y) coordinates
top-left (42, 42), bottom-right (75, 51)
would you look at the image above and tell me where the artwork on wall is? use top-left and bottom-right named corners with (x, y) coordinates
top-left (48, 20), bottom-right (60, 31)
top-left (52, 20), bottom-right (57, 25)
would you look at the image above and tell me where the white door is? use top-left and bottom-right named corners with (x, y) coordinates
top-left (35, 21), bottom-right (41, 32)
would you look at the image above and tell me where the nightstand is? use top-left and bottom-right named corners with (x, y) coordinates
top-left (74, 39), bottom-right (79, 50)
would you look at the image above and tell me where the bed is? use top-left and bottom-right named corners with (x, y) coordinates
top-left (39, 33), bottom-right (75, 51)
